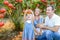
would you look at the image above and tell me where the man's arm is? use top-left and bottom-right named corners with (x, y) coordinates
top-left (45, 26), bottom-right (60, 32)
top-left (37, 24), bottom-right (60, 32)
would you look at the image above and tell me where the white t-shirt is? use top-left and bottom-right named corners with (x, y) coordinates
top-left (45, 14), bottom-right (60, 34)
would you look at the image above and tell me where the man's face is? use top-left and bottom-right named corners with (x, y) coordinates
top-left (46, 6), bottom-right (53, 16)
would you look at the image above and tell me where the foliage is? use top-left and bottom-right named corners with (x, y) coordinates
top-left (0, 0), bottom-right (60, 31)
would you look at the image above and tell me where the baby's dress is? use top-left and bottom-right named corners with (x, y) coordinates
top-left (22, 20), bottom-right (35, 40)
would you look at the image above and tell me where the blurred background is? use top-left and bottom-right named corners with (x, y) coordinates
top-left (0, 0), bottom-right (60, 40)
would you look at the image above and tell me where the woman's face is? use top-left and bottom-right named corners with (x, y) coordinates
top-left (35, 10), bottom-right (40, 16)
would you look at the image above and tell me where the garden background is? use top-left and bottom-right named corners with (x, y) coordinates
top-left (0, 0), bottom-right (60, 40)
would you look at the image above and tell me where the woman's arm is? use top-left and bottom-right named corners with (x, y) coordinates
top-left (33, 27), bottom-right (39, 34)
top-left (36, 24), bottom-right (44, 35)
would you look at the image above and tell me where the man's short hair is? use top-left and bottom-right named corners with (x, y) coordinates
top-left (47, 5), bottom-right (55, 10)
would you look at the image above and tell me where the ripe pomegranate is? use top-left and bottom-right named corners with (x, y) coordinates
top-left (3, 1), bottom-right (9, 5)
top-left (19, 0), bottom-right (23, 3)
top-left (0, 22), bottom-right (4, 27)
top-left (0, 14), bottom-right (4, 18)
top-left (8, 3), bottom-right (14, 9)
top-left (0, 8), bottom-right (6, 13)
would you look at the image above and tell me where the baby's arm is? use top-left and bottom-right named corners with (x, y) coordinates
top-left (24, 13), bottom-right (26, 22)
top-left (24, 10), bottom-right (28, 22)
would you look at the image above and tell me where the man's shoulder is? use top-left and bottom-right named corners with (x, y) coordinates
top-left (53, 14), bottom-right (60, 22)
top-left (54, 14), bottom-right (60, 19)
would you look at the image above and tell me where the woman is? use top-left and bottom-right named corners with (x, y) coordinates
top-left (34, 7), bottom-right (46, 40)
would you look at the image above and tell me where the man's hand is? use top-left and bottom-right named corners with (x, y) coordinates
top-left (36, 24), bottom-right (48, 30)
top-left (41, 27), bottom-right (48, 30)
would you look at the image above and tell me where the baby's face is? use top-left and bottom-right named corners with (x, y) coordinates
top-left (26, 14), bottom-right (32, 20)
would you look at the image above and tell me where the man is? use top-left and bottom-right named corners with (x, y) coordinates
top-left (37, 5), bottom-right (60, 40)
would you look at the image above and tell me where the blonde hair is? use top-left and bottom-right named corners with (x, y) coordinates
top-left (25, 9), bottom-right (33, 14)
